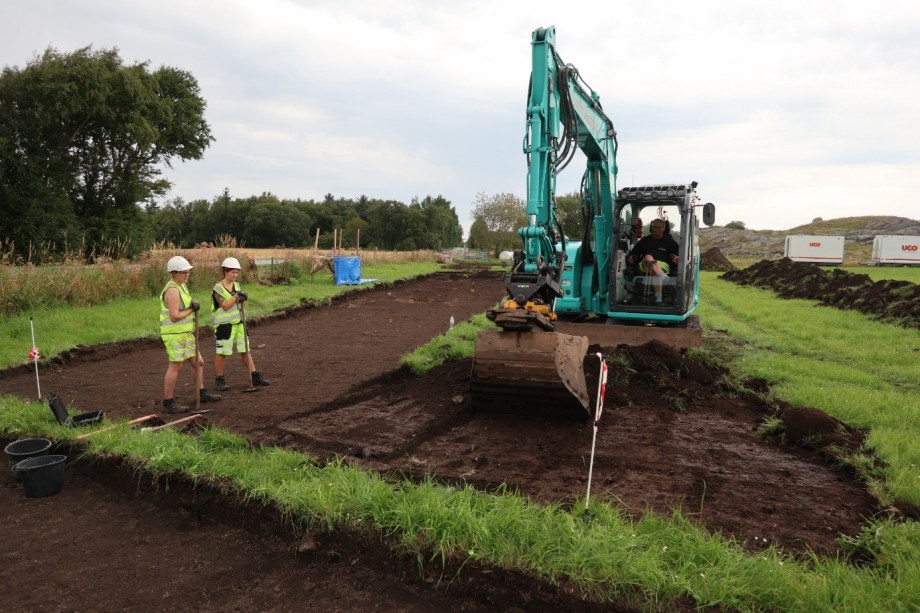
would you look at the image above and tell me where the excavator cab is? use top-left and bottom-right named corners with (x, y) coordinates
top-left (609, 187), bottom-right (695, 314)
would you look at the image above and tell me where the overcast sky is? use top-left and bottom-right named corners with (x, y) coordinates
top-left (3, 0), bottom-right (919, 234)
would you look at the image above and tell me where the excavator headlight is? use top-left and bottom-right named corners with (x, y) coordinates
top-left (666, 189), bottom-right (675, 197)
top-left (651, 191), bottom-right (659, 199)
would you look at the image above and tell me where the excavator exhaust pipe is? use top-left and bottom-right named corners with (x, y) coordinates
top-left (469, 330), bottom-right (591, 419)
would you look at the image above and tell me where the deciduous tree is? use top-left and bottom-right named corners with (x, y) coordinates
top-left (554, 191), bottom-right (584, 237)
top-left (0, 46), bottom-right (213, 259)
top-left (469, 192), bottom-right (527, 257)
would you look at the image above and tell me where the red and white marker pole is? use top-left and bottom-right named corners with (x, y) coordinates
top-left (29, 316), bottom-right (42, 400)
top-left (584, 352), bottom-right (608, 511)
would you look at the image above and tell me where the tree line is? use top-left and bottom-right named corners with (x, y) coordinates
top-left (0, 45), bottom-right (463, 262)
top-left (149, 190), bottom-right (463, 251)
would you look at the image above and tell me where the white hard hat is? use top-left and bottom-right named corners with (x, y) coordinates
top-left (166, 255), bottom-right (193, 273)
top-left (221, 257), bottom-right (242, 270)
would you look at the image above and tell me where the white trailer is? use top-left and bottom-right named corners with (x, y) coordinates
top-left (783, 235), bottom-right (845, 264)
top-left (871, 235), bottom-right (920, 266)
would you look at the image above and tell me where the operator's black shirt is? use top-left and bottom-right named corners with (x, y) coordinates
top-left (629, 234), bottom-right (679, 263)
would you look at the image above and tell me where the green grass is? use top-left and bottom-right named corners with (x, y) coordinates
top-left (848, 266), bottom-right (920, 284)
top-left (401, 313), bottom-right (497, 374)
top-left (699, 272), bottom-right (920, 506)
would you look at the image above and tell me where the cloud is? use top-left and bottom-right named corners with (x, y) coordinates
top-left (3, 0), bottom-right (919, 237)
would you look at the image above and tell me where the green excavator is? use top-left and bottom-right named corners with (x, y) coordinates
top-left (469, 26), bottom-right (716, 419)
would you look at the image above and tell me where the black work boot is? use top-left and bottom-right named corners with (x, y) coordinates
top-left (163, 398), bottom-right (190, 414)
top-left (214, 376), bottom-right (230, 392)
top-left (199, 388), bottom-right (222, 403)
top-left (252, 371), bottom-right (270, 386)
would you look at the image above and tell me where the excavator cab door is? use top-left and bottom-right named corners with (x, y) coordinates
top-left (611, 198), bottom-right (685, 310)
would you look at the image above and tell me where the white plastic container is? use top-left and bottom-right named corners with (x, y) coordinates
top-left (783, 235), bottom-right (845, 264)
top-left (871, 235), bottom-right (920, 266)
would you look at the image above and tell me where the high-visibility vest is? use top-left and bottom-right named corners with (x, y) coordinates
top-left (211, 281), bottom-right (242, 326)
top-left (159, 280), bottom-right (195, 336)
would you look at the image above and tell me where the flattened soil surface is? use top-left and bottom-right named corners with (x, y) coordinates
top-left (0, 266), bottom-right (890, 610)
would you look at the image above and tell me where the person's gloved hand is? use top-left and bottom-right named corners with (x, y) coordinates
top-left (236, 291), bottom-right (248, 303)
top-left (190, 299), bottom-right (201, 312)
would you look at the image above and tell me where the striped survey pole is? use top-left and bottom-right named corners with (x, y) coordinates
top-left (584, 352), bottom-right (608, 513)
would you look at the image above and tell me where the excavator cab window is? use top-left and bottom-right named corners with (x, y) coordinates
top-left (613, 201), bottom-right (685, 307)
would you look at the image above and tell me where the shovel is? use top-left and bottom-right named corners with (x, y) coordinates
top-left (74, 414), bottom-right (159, 441)
top-left (142, 413), bottom-right (204, 432)
top-left (239, 301), bottom-right (258, 393)
top-left (194, 309), bottom-right (201, 413)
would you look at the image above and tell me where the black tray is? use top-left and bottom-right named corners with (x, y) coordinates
top-left (48, 393), bottom-right (105, 427)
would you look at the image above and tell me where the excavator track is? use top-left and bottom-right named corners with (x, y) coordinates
top-left (469, 330), bottom-right (591, 419)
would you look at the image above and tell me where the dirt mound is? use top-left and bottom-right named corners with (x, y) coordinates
top-left (700, 246), bottom-right (736, 271)
top-left (721, 258), bottom-right (920, 328)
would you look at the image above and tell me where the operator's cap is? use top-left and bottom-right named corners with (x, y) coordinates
top-left (166, 255), bottom-right (193, 272)
top-left (221, 257), bottom-right (242, 270)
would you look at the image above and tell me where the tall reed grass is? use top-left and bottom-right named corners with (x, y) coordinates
top-left (0, 235), bottom-right (132, 266)
top-left (0, 243), bottom-right (440, 318)
top-left (0, 250), bottom-right (252, 317)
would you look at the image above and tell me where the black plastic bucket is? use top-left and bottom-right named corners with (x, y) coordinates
top-left (5, 438), bottom-right (52, 478)
top-left (15, 454), bottom-right (66, 498)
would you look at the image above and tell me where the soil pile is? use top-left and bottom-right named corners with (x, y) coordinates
top-left (722, 258), bottom-right (920, 328)
top-left (700, 246), bottom-right (736, 271)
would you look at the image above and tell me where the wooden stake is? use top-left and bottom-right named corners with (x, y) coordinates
top-left (313, 228), bottom-right (320, 257)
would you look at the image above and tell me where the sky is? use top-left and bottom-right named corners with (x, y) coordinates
top-left (3, 0), bottom-right (919, 235)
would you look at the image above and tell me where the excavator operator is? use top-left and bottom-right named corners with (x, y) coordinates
top-left (627, 220), bottom-right (679, 305)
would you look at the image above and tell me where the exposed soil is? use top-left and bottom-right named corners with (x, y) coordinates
top-left (722, 257), bottom-right (920, 329)
top-left (0, 263), bottom-right (901, 610)
top-left (700, 246), bottom-right (736, 272)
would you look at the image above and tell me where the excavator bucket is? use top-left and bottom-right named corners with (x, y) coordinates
top-left (469, 330), bottom-right (591, 419)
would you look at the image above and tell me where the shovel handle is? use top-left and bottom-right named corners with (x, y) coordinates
top-left (74, 414), bottom-right (159, 441)
top-left (240, 302), bottom-right (255, 389)
top-left (142, 413), bottom-right (203, 432)
top-left (194, 310), bottom-right (201, 413)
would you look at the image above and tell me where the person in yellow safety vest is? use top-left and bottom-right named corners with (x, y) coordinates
top-left (211, 257), bottom-right (270, 391)
top-left (159, 256), bottom-right (222, 413)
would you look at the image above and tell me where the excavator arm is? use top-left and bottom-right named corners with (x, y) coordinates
top-left (475, 26), bottom-right (618, 418)
top-left (497, 25), bottom-right (618, 324)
